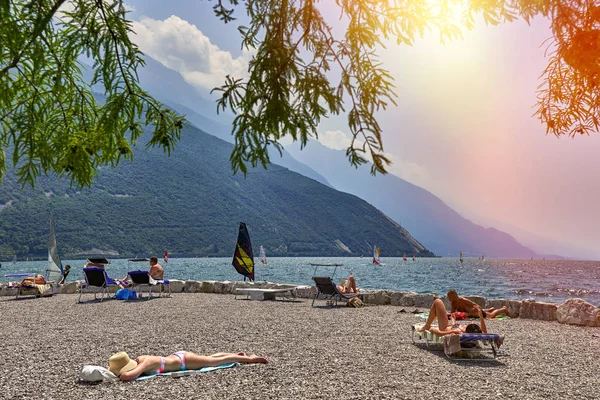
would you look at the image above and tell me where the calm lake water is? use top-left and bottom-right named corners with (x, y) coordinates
top-left (2, 257), bottom-right (600, 306)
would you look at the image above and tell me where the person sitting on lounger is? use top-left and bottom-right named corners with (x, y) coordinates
top-left (148, 256), bottom-right (164, 280)
top-left (447, 290), bottom-right (510, 319)
top-left (108, 351), bottom-right (268, 381)
top-left (337, 275), bottom-right (359, 294)
top-left (419, 298), bottom-right (488, 337)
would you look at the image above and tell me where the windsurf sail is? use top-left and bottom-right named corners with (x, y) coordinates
top-left (373, 245), bottom-right (381, 265)
top-left (47, 215), bottom-right (63, 282)
top-left (403, 252), bottom-right (407, 261)
top-left (232, 222), bottom-right (255, 281)
top-left (459, 250), bottom-right (463, 263)
top-left (164, 250), bottom-right (169, 263)
top-left (412, 254), bottom-right (416, 261)
top-left (12, 254), bottom-right (16, 264)
top-left (259, 245), bottom-right (267, 265)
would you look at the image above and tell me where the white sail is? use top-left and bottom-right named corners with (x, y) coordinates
top-left (259, 245), bottom-right (267, 265)
top-left (47, 216), bottom-right (63, 282)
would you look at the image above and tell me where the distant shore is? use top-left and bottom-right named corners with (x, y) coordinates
top-left (0, 292), bottom-right (598, 399)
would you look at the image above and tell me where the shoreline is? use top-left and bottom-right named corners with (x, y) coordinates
top-left (1, 279), bottom-right (599, 326)
top-left (1, 292), bottom-right (599, 399)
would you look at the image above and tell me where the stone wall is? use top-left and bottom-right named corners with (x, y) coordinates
top-left (1, 280), bottom-right (598, 327)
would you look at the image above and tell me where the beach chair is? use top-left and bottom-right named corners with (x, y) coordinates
top-left (412, 323), bottom-right (505, 361)
top-left (311, 276), bottom-right (360, 307)
top-left (6, 273), bottom-right (53, 299)
top-left (127, 270), bottom-right (171, 299)
top-left (78, 267), bottom-right (120, 303)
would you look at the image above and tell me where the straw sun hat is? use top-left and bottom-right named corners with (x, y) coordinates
top-left (108, 352), bottom-right (138, 376)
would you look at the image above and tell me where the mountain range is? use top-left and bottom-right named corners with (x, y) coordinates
top-left (128, 56), bottom-right (540, 258)
top-left (1, 55), bottom-right (552, 259)
top-left (0, 124), bottom-right (433, 259)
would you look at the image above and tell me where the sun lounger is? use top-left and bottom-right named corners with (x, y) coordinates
top-left (235, 287), bottom-right (297, 301)
top-left (127, 270), bottom-right (171, 298)
top-left (78, 267), bottom-right (120, 303)
top-left (311, 276), bottom-right (375, 307)
top-left (6, 273), bottom-right (54, 299)
top-left (412, 323), bottom-right (506, 360)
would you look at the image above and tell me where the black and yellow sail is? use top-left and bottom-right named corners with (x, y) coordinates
top-left (232, 222), bottom-right (255, 281)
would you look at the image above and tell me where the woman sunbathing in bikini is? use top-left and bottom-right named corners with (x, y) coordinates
top-left (418, 299), bottom-right (488, 336)
top-left (109, 351), bottom-right (268, 381)
top-left (337, 275), bottom-right (359, 294)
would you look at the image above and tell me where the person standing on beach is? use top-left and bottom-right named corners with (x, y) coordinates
top-left (58, 264), bottom-right (71, 284)
top-left (447, 290), bottom-right (510, 319)
top-left (148, 256), bottom-right (164, 280)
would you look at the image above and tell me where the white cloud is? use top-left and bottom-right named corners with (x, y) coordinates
top-left (130, 16), bottom-right (253, 91)
top-left (317, 130), bottom-right (353, 150)
top-left (385, 153), bottom-right (430, 188)
top-left (317, 129), bottom-right (430, 186)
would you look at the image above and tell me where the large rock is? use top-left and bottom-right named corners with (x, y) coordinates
top-left (412, 293), bottom-right (437, 308)
top-left (183, 280), bottom-right (203, 293)
top-left (167, 279), bottom-right (185, 293)
top-left (557, 298), bottom-right (600, 327)
top-left (294, 285), bottom-right (315, 299)
top-left (485, 299), bottom-right (522, 317)
top-left (213, 281), bottom-right (233, 294)
top-left (200, 281), bottom-right (217, 293)
top-left (465, 296), bottom-right (486, 308)
top-left (364, 290), bottom-right (392, 305)
top-left (60, 281), bottom-right (80, 294)
top-left (390, 291), bottom-right (418, 306)
top-left (0, 286), bottom-right (18, 297)
top-left (520, 299), bottom-right (557, 321)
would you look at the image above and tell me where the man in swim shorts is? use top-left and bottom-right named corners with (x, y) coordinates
top-left (447, 290), bottom-right (510, 319)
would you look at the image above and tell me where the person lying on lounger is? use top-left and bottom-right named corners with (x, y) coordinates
top-left (419, 298), bottom-right (488, 337)
top-left (10, 275), bottom-right (47, 287)
top-left (338, 275), bottom-right (359, 294)
top-left (108, 351), bottom-right (268, 381)
top-left (447, 290), bottom-right (510, 319)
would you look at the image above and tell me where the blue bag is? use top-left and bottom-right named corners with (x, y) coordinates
top-left (116, 288), bottom-right (137, 300)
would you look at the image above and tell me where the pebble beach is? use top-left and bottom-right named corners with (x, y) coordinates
top-left (1, 293), bottom-right (599, 400)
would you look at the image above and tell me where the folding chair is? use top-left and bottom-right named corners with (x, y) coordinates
top-left (78, 267), bottom-right (119, 303)
top-left (311, 276), bottom-right (360, 307)
top-left (127, 270), bottom-right (171, 299)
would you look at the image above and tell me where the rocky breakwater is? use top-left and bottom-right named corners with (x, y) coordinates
top-left (1, 280), bottom-right (599, 327)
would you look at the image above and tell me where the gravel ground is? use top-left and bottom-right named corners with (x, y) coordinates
top-left (0, 293), bottom-right (599, 400)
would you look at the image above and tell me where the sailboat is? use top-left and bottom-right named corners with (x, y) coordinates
top-left (403, 252), bottom-right (407, 262)
top-left (232, 222), bottom-right (255, 281)
top-left (46, 215), bottom-right (64, 282)
top-left (372, 245), bottom-right (381, 265)
top-left (459, 250), bottom-right (464, 263)
top-left (259, 245), bottom-right (267, 265)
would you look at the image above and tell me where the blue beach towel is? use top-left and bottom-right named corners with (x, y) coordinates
top-left (135, 363), bottom-right (239, 380)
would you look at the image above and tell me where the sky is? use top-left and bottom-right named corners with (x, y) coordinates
top-left (120, 1), bottom-right (600, 259)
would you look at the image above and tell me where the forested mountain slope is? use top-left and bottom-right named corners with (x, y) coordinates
top-left (0, 125), bottom-right (433, 259)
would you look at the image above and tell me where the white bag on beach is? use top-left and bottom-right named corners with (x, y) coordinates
top-left (80, 365), bottom-right (119, 382)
